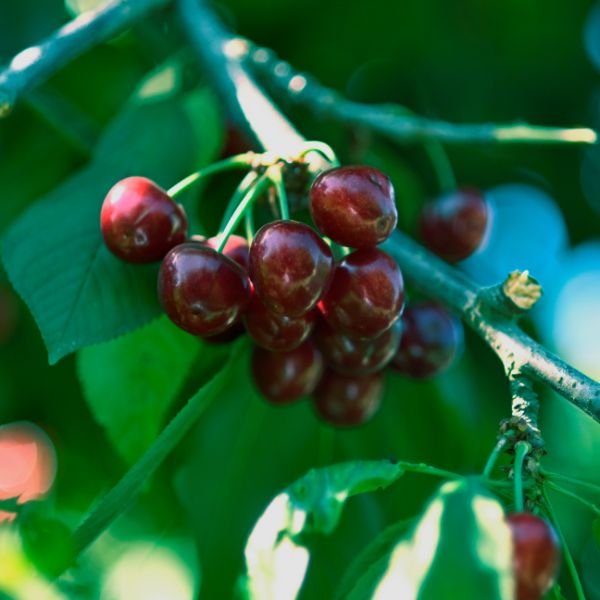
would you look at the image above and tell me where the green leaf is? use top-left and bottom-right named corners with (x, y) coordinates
top-left (77, 317), bottom-right (200, 463)
top-left (242, 460), bottom-right (403, 600)
top-left (2, 85), bottom-right (222, 364)
top-left (593, 517), bottom-right (600, 551)
top-left (368, 478), bottom-right (513, 600)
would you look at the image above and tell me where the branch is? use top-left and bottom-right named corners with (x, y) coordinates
top-left (0, 0), bottom-right (170, 117)
top-left (241, 40), bottom-right (597, 146)
top-left (179, 0), bottom-right (600, 424)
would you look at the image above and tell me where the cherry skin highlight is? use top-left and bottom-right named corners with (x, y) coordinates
top-left (249, 220), bottom-right (334, 317)
top-left (252, 340), bottom-right (323, 404)
top-left (192, 234), bottom-right (250, 271)
top-left (310, 166), bottom-right (397, 248)
top-left (507, 513), bottom-right (561, 600)
top-left (158, 243), bottom-right (250, 337)
top-left (391, 301), bottom-right (463, 379)
top-left (244, 294), bottom-right (316, 352)
top-left (419, 187), bottom-right (488, 262)
top-left (319, 248), bottom-right (404, 340)
top-left (313, 371), bottom-right (384, 427)
top-left (315, 319), bottom-right (401, 375)
top-left (101, 176), bottom-right (187, 263)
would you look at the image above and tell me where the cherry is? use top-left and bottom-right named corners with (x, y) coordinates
top-left (158, 243), bottom-right (250, 337)
top-left (252, 340), bottom-right (323, 404)
top-left (313, 370), bottom-right (383, 427)
top-left (203, 322), bottom-right (245, 344)
top-left (192, 234), bottom-right (250, 271)
top-left (419, 187), bottom-right (488, 262)
top-left (309, 166), bottom-right (397, 248)
top-left (315, 319), bottom-right (401, 375)
top-left (249, 220), bottom-right (334, 317)
top-left (101, 176), bottom-right (188, 263)
top-left (391, 301), bottom-right (463, 379)
top-left (319, 248), bottom-right (404, 340)
top-left (507, 513), bottom-right (561, 600)
top-left (244, 294), bottom-right (316, 352)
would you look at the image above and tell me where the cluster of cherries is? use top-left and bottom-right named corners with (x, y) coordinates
top-left (100, 164), bottom-right (463, 427)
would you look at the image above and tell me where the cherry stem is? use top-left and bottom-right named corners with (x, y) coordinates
top-left (513, 441), bottom-right (530, 512)
top-left (423, 139), bottom-right (456, 192)
top-left (267, 165), bottom-right (289, 220)
top-left (218, 169), bottom-right (260, 232)
top-left (244, 211), bottom-right (255, 244)
top-left (545, 480), bottom-right (600, 517)
top-left (167, 153), bottom-right (256, 198)
top-left (216, 175), bottom-right (272, 253)
top-left (297, 141), bottom-right (340, 167)
top-left (483, 437), bottom-right (509, 478)
top-left (542, 486), bottom-right (587, 600)
top-left (541, 469), bottom-right (600, 496)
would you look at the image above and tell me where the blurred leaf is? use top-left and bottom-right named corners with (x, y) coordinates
top-left (2, 85), bottom-right (222, 364)
top-left (594, 518), bottom-right (600, 551)
top-left (241, 460), bottom-right (403, 600)
top-left (77, 317), bottom-right (200, 463)
top-left (65, 0), bottom-right (106, 16)
top-left (365, 478), bottom-right (513, 600)
top-left (548, 584), bottom-right (568, 599)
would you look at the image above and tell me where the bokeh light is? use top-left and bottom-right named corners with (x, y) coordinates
top-left (459, 184), bottom-right (568, 287)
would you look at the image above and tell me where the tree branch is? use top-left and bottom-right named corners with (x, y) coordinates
top-left (0, 0), bottom-right (170, 117)
top-left (240, 40), bottom-right (597, 146)
top-left (179, 0), bottom-right (600, 424)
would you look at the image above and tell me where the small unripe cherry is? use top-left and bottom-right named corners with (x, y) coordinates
top-left (312, 370), bottom-right (384, 427)
top-left (507, 513), bottom-right (561, 600)
top-left (310, 166), bottom-right (397, 248)
top-left (158, 243), bottom-right (250, 337)
top-left (419, 187), bottom-right (488, 263)
top-left (252, 340), bottom-right (324, 404)
top-left (101, 176), bottom-right (188, 263)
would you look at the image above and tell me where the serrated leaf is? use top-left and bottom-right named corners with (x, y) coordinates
top-left (2, 86), bottom-right (222, 363)
top-left (242, 460), bottom-right (403, 600)
top-left (369, 478), bottom-right (513, 600)
top-left (77, 317), bottom-right (200, 463)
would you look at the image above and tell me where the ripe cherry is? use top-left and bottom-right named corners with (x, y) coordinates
top-left (507, 513), bottom-right (561, 600)
top-left (158, 243), bottom-right (250, 337)
top-left (313, 371), bottom-right (384, 427)
top-left (315, 319), bottom-right (401, 375)
top-left (203, 322), bottom-right (245, 344)
top-left (319, 248), bottom-right (404, 340)
top-left (419, 187), bottom-right (488, 262)
top-left (310, 166), bottom-right (397, 248)
top-left (244, 294), bottom-right (316, 352)
top-left (249, 220), bottom-right (334, 317)
top-left (391, 301), bottom-right (463, 379)
top-left (192, 234), bottom-right (250, 271)
top-left (252, 340), bottom-right (323, 404)
top-left (101, 176), bottom-right (188, 263)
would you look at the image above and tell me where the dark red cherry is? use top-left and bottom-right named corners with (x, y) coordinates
top-left (419, 187), bottom-right (488, 262)
top-left (309, 166), bottom-right (397, 248)
top-left (249, 220), bottom-right (334, 317)
top-left (192, 234), bottom-right (250, 271)
top-left (158, 243), bottom-right (250, 337)
top-left (319, 248), bottom-right (404, 340)
top-left (507, 513), bottom-right (561, 600)
top-left (315, 319), bottom-right (401, 375)
top-left (101, 176), bottom-right (187, 263)
top-left (252, 340), bottom-right (323, 404)
top-left (313, 370), bottom-right (383, 427)
top-left (202, 322), bottom-right (245, 344)
top-left (391, 302), bottom-right (463, 379)
top-left (244, 294), bottom-right (316, 352)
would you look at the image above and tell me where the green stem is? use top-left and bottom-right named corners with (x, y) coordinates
top-left (545, 481), bottom-right (600, 517)
top-left (267, 166), bottom-right (290, 220)
top-left (396, 462), bottom-right (461, 480)
top-left (513, 441), bottom-right (530, 512)
top-left (542, 470), bottom-right (600, 496)
top-left (73, 340), bottom-right (247, 555)
top-left (542, 486), bottom-right (587, 600)
top-left (244, 210), bottom-right (255, 244)
top-left (167, 153), bottom-right (255, 198)
top-left (483, 437), bottom-right (508, 478)
top-left (216, 175), bottom-right (271, 252)
top-left (423, 140), bottom-right (456, 192)
top-left (218, 170), bottom-right (260, 232)
top-left (297, 141), bottom-right (340, 167)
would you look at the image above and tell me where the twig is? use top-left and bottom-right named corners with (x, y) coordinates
top-left (241, 39), bottom-right (597, 146)
top-left (0, 0), bottom-right (170, 116)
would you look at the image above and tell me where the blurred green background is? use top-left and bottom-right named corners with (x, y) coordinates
top-left (0, 0), bottom-right (599, 598)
